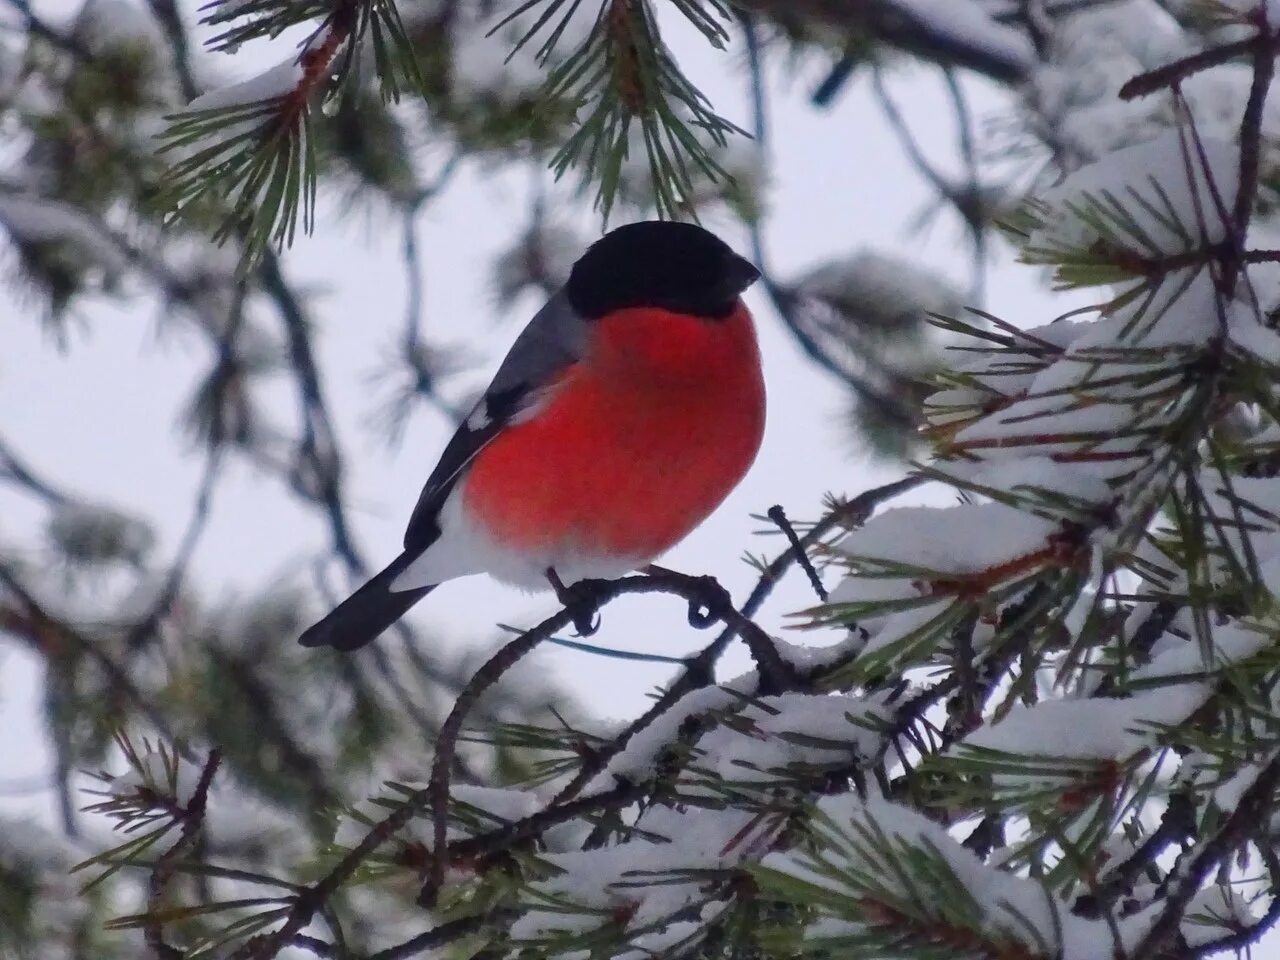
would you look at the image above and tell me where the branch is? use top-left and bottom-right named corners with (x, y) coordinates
top-left (366, 913), bottom-right (493, 960)
top-left (767, 505), bottom-right (828, 601)
top-left (145, 0), bottom-right (200, 101)
top-left (232, 569), bottom-right (794, 957)
top-left (1120, 29), bottom-right (1280, 100)
top-left (421, 568), bottom-right (798, 904)
top-left (550, 477), bottom-right (926, 804)
top-left (0, 563), bottom-right (180, 742)
top-left (1129, 754), bottom-right (1280, 959)
top-left (737, 0), bottom-right (1033, 83)
top-left (0, 433), bottom-right (71, 505)
top-left (1232, 17), bottom-right (1276, 242)
top-left (145, 749), bottom-right (222, 960)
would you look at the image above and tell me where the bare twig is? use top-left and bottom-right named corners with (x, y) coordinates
top-left (1120, 29), bottom-right (1280, 100)
top-left (1232, 19), bottom-right (1277, 243)
top-left (0, 434), bottom-right (71, 505)
top-left (366, 914), bottom-right (493, 960)
top-left (766, 505), bottom-right (828, 601)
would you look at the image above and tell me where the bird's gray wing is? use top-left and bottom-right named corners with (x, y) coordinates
top-left (402, 289), bottom-right (587, 552)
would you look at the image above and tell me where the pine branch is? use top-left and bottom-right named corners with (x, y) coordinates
top-left (157, 0), bottom-right (428, 266)
top-left (0, 563), bottom-right (180, 742)
top-left (421, 568), bottom-right (798, 905)
top-left (550, 477), bottom-right (925, 804)
top-left (516, 0), bottom-right (746, 218)
top-left (144, 749), bottom-right (222, 960)
top-left (1130, 753), bottom-right (1280, 959)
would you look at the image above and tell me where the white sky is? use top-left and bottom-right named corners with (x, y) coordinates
top-left (0, 4), bottom-right (1077, 825)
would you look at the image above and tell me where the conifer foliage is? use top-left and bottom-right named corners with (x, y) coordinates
top-left (6, 1), bottom-right (1280, 959)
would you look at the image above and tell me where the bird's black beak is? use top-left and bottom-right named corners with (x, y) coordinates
top-left (725, 253), bottom-right (762, 295)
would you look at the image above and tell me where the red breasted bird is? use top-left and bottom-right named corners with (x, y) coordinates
top-left (299, 221), bottom-right (765, 651)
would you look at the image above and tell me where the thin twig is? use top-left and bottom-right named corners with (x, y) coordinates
top-left (1231, 19), bottom-right (1276, 245)
top-left (126, 447), bottom-right (225, 650)
top-left (766, 505), bottom-right (828, 601)
top-left (1120, 30), bottom-right (1280, 100)
top-left (367, 913), bottom-right (492, 960)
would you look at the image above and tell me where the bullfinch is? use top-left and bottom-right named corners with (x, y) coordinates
top-left (299, 220), bottom-right (765, 650)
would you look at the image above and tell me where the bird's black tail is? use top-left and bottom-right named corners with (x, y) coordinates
top-left (298, 552), bottom-right (436, 651)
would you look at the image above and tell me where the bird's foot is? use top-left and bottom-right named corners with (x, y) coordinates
top-left (685, 575), bottom-right (731, 629)
top-left (547, 569), bottom-right (606, 637)
top-left (642, 564), bottom-right (731, 630)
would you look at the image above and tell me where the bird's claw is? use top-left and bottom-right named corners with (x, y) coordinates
top-left (686, 575), bottom-right (730, 630)
top-left (548, 570), bottom-right (605, 637)
top-left (688, 603), bottom-right (716, 629)
top-left (570, 602), bottom-right (602, 637)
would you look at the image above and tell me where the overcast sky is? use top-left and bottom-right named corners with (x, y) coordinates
top-left (0, 3), bottom-right (1082, 826)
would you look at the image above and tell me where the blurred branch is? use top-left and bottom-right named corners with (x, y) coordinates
top-left (126, 429), bottom-right (226, 652)
top-left (1120, 28), bottom-right (1280, 101)
top-left (0, 433), bottom-right (71, 505)
top-left (145, 749), bottom-right (221, 960)
top-left (144, 0), bottom-right (200, 100)
top-left (738, 0), bottom-right (1032, 82)
top-left (737, 30), bottom-right (918, 425)
top-left (872, 64), bottom-right (996, 264)
top-left (257, 249), bottom-right (366, 576)
top-left (1, 0), bottom-right (92, 59)
top-left (942, 67), bottom-right (988, 305)
top-left (0, 561), bottom-right (179, 742)
top-left (211, 649), bottom-right (341, 817)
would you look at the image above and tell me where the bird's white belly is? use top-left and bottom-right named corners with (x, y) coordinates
top-left (390, 481), bottom-right (647, 593)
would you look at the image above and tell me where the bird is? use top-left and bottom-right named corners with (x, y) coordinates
top-left (299, 220), bottom-right (765, 651)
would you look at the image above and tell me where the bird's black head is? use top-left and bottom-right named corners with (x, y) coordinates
top-left (566, 221), bottom-right (760, 321)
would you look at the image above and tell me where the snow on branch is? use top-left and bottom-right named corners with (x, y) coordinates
top-left (758, 796), bottom-right (1159, 960)
top-left (73, 5), bottom-right (1280, 960)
